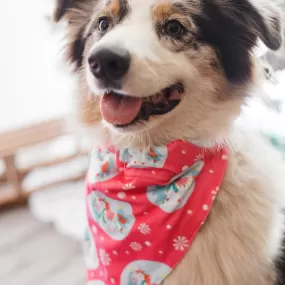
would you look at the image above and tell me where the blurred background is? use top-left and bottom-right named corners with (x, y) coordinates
top-left (0, 1), bottom-right (284, 285)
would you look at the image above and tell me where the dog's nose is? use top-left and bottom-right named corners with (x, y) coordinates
top-left (88, 48), bottom-right (130, 82)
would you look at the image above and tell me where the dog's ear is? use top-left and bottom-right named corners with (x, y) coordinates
top-left (53, 0), bottom-right (102, 126)
top-left (54, 0), bottom-right (76, 22)
top-left (53, 0), bottom-right (94, 69)
top-left (248, 1), bottom-right (283, 50)
top-left (194, 0), bottom-right (283, 83)
top-left (53, 0), bottom-right (95, 23)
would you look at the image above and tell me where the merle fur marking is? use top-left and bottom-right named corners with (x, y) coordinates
top-left (191, 0), bottom-right (281, 83)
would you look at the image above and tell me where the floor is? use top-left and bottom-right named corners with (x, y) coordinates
top-left (0, 206), bottom-right (86, 285)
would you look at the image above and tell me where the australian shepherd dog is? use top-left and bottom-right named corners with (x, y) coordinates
top-left (54, 0), bottom-right (285, 284)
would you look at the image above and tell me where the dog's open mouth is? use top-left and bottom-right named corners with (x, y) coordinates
top-left (100, 83), bottom-right (184, 127)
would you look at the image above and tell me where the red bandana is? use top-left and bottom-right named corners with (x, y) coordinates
top-left (85, 140), bottom-right (228, 285)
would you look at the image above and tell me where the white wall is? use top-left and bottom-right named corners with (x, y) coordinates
top-left (0, 0), bottom-right (76, 133)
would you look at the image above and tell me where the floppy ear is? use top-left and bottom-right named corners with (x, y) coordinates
top-left (53, 0), bottom-right (102, 126)
top-left (193, 0), bottom-right (283, 83)
top-left (53, 0), bottom-right (94, 68)
top-left (53, 0), bottom-right (94, 23)
top-left (249, 1), bottom-right (283, 50)
top-left (54, 0), bottom-right (70, 22)
top-left (54, 0), bottom-right (76, 22)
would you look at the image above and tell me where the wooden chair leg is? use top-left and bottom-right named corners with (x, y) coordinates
top-left (4, 155), bottom-right (23, 199)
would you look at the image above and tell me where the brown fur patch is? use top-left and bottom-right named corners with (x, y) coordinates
top-left (152, 1), bottom-right (201, 53)
top-left (100, 0), bottom-right (129, 23)
top-left (186, 45), bottom-right (224, 86)
top-left (152, 0), bottom-right (201, 21)
top-left (152, 1), bottom-right (197, 29)
top-left (152, 2), bottom-right (175, 22)
top-left (107, 0), bottom-right (121, 17)
top-left (80, 93), bottom-right (101, 125)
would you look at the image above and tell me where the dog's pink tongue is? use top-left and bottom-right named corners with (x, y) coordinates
top-left (169, 89), bottom-right (182, 101)
top-left (100, 93), bottom-right (142, 125)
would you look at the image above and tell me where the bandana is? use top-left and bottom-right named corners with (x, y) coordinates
top-left (85, 140), bottom-right (228, 285)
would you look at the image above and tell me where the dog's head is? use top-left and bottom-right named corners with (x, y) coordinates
top-left (54, 0), bottom-right (283, 147)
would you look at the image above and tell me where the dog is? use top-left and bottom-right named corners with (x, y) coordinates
top-left (53, 0), bottom-right (285, 284)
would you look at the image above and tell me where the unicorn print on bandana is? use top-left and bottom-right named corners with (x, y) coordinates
top-left (87, 191), bottom-right (135, 240)
top-left (119, 146), bottom-right (168, 169)
top-left (127, 269), bottom-right (154, 285)
top-left (121, 261), bottom-right (171, 285)
top-left (88, 148), bottom-right (118, 183)
top-left (147, 160), bottom-right (204, 213)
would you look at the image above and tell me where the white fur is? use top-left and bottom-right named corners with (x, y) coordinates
top-left (91, 0), bottom-right (162, 60)
top-left (230, 130), bottom-right (285, 260)
top-left (86, 0), bottom-right (193, 99)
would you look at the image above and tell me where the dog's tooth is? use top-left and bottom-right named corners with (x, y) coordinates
top-left (152, 96), bottom-right (160, 104)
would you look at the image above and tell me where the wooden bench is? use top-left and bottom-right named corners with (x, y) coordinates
top-left (0, 118), bottom-right (88, 206)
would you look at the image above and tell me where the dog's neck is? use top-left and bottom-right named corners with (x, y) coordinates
top-left (85, 140), bottom-right (229, 285)
top-left (88, 121), bottom-right (228, 151)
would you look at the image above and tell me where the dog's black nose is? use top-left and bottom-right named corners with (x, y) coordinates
top-left (88, 48), bottom-right (130, 82)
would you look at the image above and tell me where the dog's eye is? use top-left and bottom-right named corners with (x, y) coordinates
top-left (164, 20), bottom-right (184, 36)
top-left (98, 18), bottom-right (110, 32)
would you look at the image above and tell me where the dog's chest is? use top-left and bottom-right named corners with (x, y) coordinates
top-left (84, 142), bottom-right (228, 285)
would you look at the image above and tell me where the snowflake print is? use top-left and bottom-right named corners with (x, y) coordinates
top-left (118, 192), bottom-right (126, 199)
top-left (203, 204), bottom-right (209, 211)
top-left (145, 241), bottom-right (152, 247)
top-left (122, 183), bottom-right (135, 190)
top-left (130, 242), bottom-right (143, 251)
top-left (173, 236), bottom-right (189, 251)
top-left (99, 249), bottom-right (111, 265)
top-left (138, 223), bottom-right (151, 235)
top-left (166, 225), bottom-right (172, 230)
